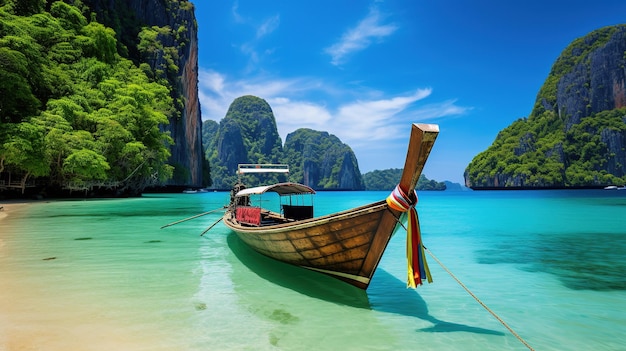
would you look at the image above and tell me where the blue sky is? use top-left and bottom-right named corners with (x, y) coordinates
top-left (194, 0), bottom-right (626, 184)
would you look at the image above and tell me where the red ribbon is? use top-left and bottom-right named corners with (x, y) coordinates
top-left (386, 185), bottom-right (432, 288)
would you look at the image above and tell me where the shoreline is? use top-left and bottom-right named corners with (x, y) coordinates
top-left (0, 200), bottom-right (40, 223)
top-left (0, 200), bottom-right (36, 350)
top-left (0, 203), bottom-right (25, 222)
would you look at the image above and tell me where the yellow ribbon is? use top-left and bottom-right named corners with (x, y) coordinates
top-left (386, 185), bottom-right (432, 288)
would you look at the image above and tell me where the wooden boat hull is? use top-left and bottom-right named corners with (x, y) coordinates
top-left (223, 123), bottom-right (439, 289)
top-left (223, 200), bottom-right (402, 289)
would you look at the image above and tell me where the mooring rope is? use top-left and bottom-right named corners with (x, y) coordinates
top-left (425, 248), bottom-right (536, 351)
top-left (390, 216), bottom-right (535, 351)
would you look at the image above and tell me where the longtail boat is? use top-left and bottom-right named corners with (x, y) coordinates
top-left (223, 123), bottom-right (439, 289)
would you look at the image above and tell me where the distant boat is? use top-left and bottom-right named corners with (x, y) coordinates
top-left (183, 188), bottom-right (209, 194)
top-left (603, 185), bottom-right (626, 190)
top-left (222, 123), bottom-right (439, 289)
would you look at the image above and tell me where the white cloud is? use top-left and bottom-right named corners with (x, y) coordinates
top-left (331, 89), bottom-right (432, 144)
top-left (325, 7), bottom-right (398, 66)
top-left (231, 1), bottom-right (244, 23)
top-left (199, 69), bottom-right (314, 121)
top-left (413, 100), bottom-right (472, 119)
top-left (256, 15), bottom-right (280, 38)
top-left (198, 69), bottom-right (470, 149)
top-left (229, 3), bottom-right (280, 69)
top-left (269, 98), bottom-right (333, 140)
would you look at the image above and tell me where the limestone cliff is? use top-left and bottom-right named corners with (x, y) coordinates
top-left (465, 25), bottom-right (626, 189)
top-left (283, 129), bottom-right (364, 190)
top-left (206, 96), bottom-right (284, 189)
top-left (85, 0), bottom-right (203, 187)
top-left (206, 96), bottom-right (365, 190)
top-left (534, 26), bottom-right (626, 130)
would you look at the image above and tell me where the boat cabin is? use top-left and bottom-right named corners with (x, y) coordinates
top-left (233, 182), bottom-right (316, 226)
top-left (230, 164), bottom-right (316, 227)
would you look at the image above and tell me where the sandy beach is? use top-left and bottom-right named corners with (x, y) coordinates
top-left (0, 200), bottom-right (86, 351)
top-left (0, 201), bottom-right (33, 351)
top-left (1, 203), bottom-right (20, 349)
top-left (0, 200), bottom-right (175, 351)
top-left (0, 201), bottom-right (31, 222)
top-left (0, 201), bottom-right (33, 254)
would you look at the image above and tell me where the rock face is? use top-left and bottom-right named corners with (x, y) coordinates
top-left (284, 129), bottom-right (364, 190)
top-left (86, 0), bottom-right (203, 187)
top-left (206, 96), bottom-right (364, 190)
top-left (207, 96), bottom-right (284, 189)
top-left (555, 27), bottom-right (626, 130)
top-left (465, 25), bottom-right (626, 189)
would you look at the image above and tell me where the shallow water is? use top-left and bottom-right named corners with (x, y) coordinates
top-left (1, 190), bottom-right (624, 350)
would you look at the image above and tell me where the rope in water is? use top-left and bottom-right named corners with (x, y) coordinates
top-left (424, 248), bottom-right (536, 351)
top-left (391, 216), bottom-right (535, 351)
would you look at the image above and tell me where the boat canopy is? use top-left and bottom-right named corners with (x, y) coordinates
top-left (235, 182), bottom-right (316, 197)
top-left (237, 164), bottom-right (289, 174)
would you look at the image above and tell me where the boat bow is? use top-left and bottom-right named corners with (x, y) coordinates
top-left (223, 123), bottom-right (439, 289)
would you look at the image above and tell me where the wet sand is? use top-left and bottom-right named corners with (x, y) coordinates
top-left (0, 201), bottom-right (106, 351)
top-left (0, 201), bottom-right (29, 221)
top-left (0, 201), bottom-right (33, 350)
top-left (0, 201), bottom-right (171, 351)
top-left (0, 200), bottom-right (32, 254)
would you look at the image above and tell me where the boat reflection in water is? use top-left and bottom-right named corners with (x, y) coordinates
top-left (227, 232), bottom-right (504, 336)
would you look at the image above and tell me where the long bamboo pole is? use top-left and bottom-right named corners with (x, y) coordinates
top-left (200, 218), bottom-right (224, 236)
top-left (160, 207), bottom-right (225, 229)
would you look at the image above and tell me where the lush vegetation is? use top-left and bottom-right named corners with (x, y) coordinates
top-left (283, 128), bottom-right (364, 190)
top-left (466, 108), bottom-right (626, 187)
top-left (0, 0), bottom-right (176, 194)
top-left (467, 109), bottom-right (626, 187)
top-left (204, 96), bottom-right (365, 190)
top-left (206, 96), bottom-right (285, 189)
top-left (465, 25), bottom-right (626, 188)
top-left (363, 168), bottom-right (446, 190)
top-left (465, 112), bottom-right (567, 187)
top-left (201, 119), bottom-right (218, 157)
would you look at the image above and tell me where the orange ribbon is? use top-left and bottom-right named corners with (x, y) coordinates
top-left (386, 185), bottom-right (432, 288)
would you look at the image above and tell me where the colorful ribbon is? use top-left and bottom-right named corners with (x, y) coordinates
top-left (386, 185), bottom-right (432, 288)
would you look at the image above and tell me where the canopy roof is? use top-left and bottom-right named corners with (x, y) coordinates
top-left (237, 164), bottom-right (289, 174)
top-left (235, 182), bottom-right (316, 197)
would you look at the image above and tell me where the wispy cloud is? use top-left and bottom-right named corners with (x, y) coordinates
top-left (325, 6), bottom-right (398, 66)
top-left (231, 1), bottom-right (244, 23)
top-left (198, 69), bottom-right (470, 147)
top-left (332, 89), bottom-right (432, 143)
top-left (256, 15), bottom-right (280, 38)
top-left (198, 69), bottom-right (304, 123)
top-left (230, 2), bottom-right (280, 71)
top-left (413, 100), bottom-right (473, 120)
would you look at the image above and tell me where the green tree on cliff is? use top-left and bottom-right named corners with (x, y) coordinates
top-left (0, 1), bottom-right (173, 194)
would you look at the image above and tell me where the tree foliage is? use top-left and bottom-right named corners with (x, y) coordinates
top-left (465, 25), bottom-right (626, 188)
top-left (0, 2), bottom-right (174, 194)
top-left (283, 128), bottom-right (364, 190)
top-left (363, 168), bottom-right (446, 191)
top-left (206, 96), bottom-right (285, 189)
top-left (466, 107), bottom-right (626, 187)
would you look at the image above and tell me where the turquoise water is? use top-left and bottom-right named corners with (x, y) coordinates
top-left (1, 190), bottom-right (625, 350)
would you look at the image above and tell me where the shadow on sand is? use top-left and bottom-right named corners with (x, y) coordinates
top-left (226, 233), bottom-right (504, 336)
